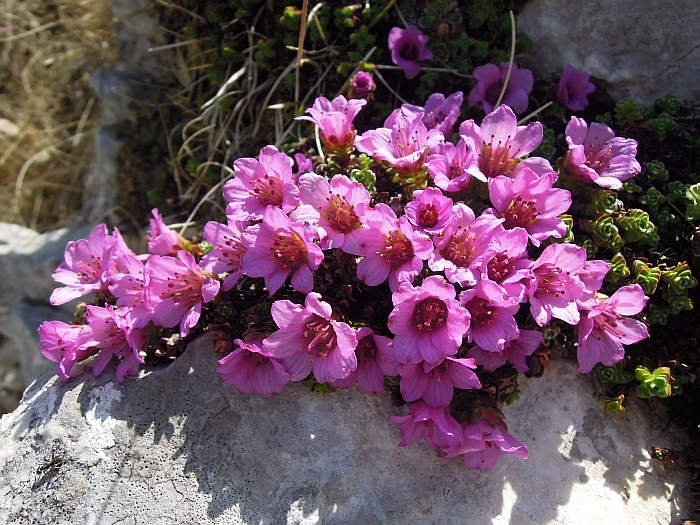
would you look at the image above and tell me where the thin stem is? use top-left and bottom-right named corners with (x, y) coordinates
top-left (315, 125), bottom-right (325, 162)
top-left (518, 101), bottom-right (553, 125)
top-left (373, 67), bottom-right (408, 105)
top-left (295, 0), bottom-right (309, 109)
top-left (369, 0), bottom-right (396, 28)
top-left (374, 64), bottom-right (473, 80)
top-left (494, 10), bottom-right (517, 109)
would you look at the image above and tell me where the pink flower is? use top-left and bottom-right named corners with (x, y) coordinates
top-left (107, 252), bottom-right (153, 330)
top-left (143, 250), bottom-right (220, 337)
top-left (218, 336), bottom-right (291, 396)
top-left (429, 203), bottom-right (503, 287)
top-left (263, 293), bottom-right (358, 383)
top-left (459, 105), bottom-right (543, 180)
top-left (147, 208), bottom-right (183, 256)
top-left (467, 328), bottom-right (543, 373)
top-left (512, 156), bottom-right (560, 180)
top-left (402, 92), bottom-right (464, 136)
top-left (38, 321), bottom-right (96, 380)
top-left (576, 285), bottom-right (649, 373)
top-left (389, 401), bottom-right (463, 451)
top-left (468, 63), bottom-right (533, 114)
top-left (50, 224), bottom-right (120, 305)
top-left (442, 421), bottom-right (528, 471)
top-left (387, 276), bottom-right (470, 366)
top-left (291, 173), bottom-right (371, 250)
top-left (478, 226), bottom-right (532, 302)
top-left (459, 279), bottom-right (520, 352)
top-left (350, 71), bottom-right (376, 98)
top-left (86, 305), bottom-right (146, 381)
top-left (556, 64), bottom-right (596, 112)
top-left (199, 220), bottom-right (248, 291)
top-left (224, 145), bottom-right (299, 221)
top-left (388, 25), bottom-right (433, 80)
top-left (526, 244), bottom-right (587, 326)
top-left (296, 96), bottom-right (366, 157)
top-left (332, 327), bottom-right (399, 395)
top-left (343, 204), bottom-right (433, 291)
top-left (404, 187), bottom-right (454, 236)
top-left (486, 168), bottom-right (572, 246)
top-left (241, 206), bottom-right (323, 295)
top-left (399, 356), bottom-right (481, 407)
top-left (355, 108), bottom-right (443, 175)
top-left (563, 117), bottom-right (641, 189)
top-left (426, 139), bottom-right (479, 192)
top-left (578, 259), bottom-right (610, 297)
top-left (293, 153), bottom-right (313, 179)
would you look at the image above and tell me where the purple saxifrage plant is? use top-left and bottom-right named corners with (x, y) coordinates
top-left (38, 94), bottom-right (651, 474)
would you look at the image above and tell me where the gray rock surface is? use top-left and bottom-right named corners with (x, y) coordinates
top-left (519, 0), bottom-right (700, 105)
top-left (82, 0), bottom-right (165, 224)
top-left (0, 335), bottom-right (694, 524)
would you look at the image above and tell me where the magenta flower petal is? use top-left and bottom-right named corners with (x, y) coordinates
top-left (563, 117), bottom-right (641, 189)
top-left (218, 337), bottom-right (291, 396)
top-left (388, 276), bottom-right (470, 366)
top-left (241, 206), bottom-right (323, 295)
top-left (487, 168), bottom-right (571, 246)
top-left (333, 328), bottom-right (397, 395)
top-left (147, 208), bottom-right (183, 256)
top-left (404, 187), bottom-right (455, 235)
top-left (427, 139), bottom-right (480, 191)
top-left (263, 293), bottom-right (357, 383)
top-left (293, 173), bottom-right (371, 250)
top-left (389, 401), bottom-right (462, 451)
top-left (388, 26), bottom-right (433, 80)
top-left (296, 96), bottom-right (366, 156)
top-left (38, 321), bottom-right (96, 380)
top-left (430, 203), bottom-right (503, 287)
top-left (224, 145), bottom-right (299, 221)
top-left (576, 285), bottom-right (649, 372)
top-left (556, 64), bottom-right (596, 112)
top-left (356, 109), bottom-right (443, 177)
top-left (527, 244), bottom-right (587, 326)
top-left (349, 205), bottom-right (431, 291)
top-left (50, 223), bottom-right (127, 305)
top-left (200, 220), bottom-right (248, 291)
top-left (442, 421), bottom-right (528, 471)
top-left (400, 356), bottom-right (480, 407)
top-left (459, 105), bottom-right (544, 180)
top-left (468, 63), bottom-right (533, 114)
top-left (460, 279), bottom-right (520, 352)
top-left (351, 72), bottom-right (376, 97)
top-left (143, 250), bottom-right (220, 337)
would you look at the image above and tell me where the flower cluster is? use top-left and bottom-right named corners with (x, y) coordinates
top-left (40, 95), bottom-right (649, 471)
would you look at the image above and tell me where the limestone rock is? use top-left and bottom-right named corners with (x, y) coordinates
top-left (0, 336), bottom-right (694, 524)
top-left (83, 0), bottom-right (165, 224)
top-left (519, 0), bottom-right (700, 105)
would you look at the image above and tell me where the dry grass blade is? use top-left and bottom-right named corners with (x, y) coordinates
top-left (295, 0), bottom-right (309, 107)
top-left (0, 0), bottom-right (115, 230)
top-left (494, 10), bottom-right (517, 109)
top-left (152, 1), bottom-right (347, 230)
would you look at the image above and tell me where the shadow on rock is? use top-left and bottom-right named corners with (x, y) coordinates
top-left (0, 335), bottom-right (692, 524)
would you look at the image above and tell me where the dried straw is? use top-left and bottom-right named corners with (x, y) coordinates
top-left (0, 0), bottom-right (115, 231)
